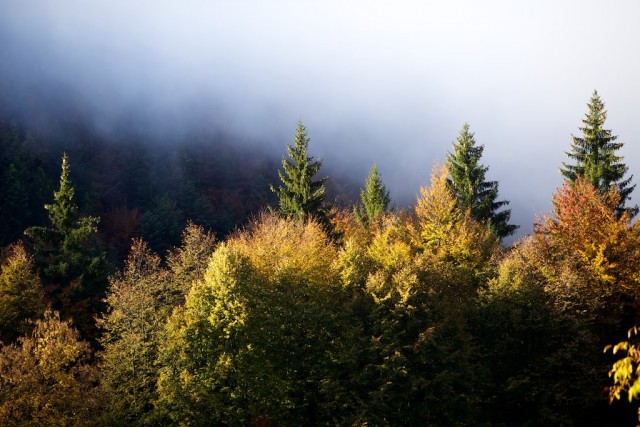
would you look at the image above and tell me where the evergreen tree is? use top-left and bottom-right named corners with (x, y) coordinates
top-left (356, 163), bottom-right (390, 226)
top-left (24, 153), bottom-right (106, 339)
top-left (561, 90), bottom-right (636, 216)
top-left (270, 121), bottom-right (327, 220)
top-left (445, 124), bottom-right (517, 239)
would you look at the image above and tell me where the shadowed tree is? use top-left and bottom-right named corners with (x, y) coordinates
top-left (445, 124), bottom-right (517, 240)
top-left (97, 239), bottom-right (171, 426)
top-left (561, 90), bottom-right (637, 216)
top-left (0, 310), bottom-right (99, 426)
top-left (0, 242), bottom-right (46, 344)
top-left (24, 153), bottom-right (107, 339)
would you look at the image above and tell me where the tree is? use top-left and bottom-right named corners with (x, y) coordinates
top-left (356, 163), bottom-right (390, 226)
top-left (165, 221), bottom-right (216, 301)
top-left (561, 90), bottom-right (636, 216)
top-left (328, 165), bottom-right (498, 425)
top-left (24, 153), bottom-right (107, 339)
top-left (97, 239), bottom-right (171, 425)
top-left (157, 214), bottom-right (346, 425)
top-left (0, 243), bottom-right (46, 344)
top-left (270, 121), bottom-right (328, 220)
top-left (0, 310), bottom-right (99, 426)
top-left (482, 179), bottom-right (640, 425)
top-left (445, 123), bottom-right (517, 239)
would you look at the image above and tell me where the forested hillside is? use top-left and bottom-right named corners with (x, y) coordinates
top-left (2, 91), bottom-right (640, 426)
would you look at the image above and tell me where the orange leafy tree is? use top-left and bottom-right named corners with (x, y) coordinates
top-left (534, 177), bottom-right (640, 324)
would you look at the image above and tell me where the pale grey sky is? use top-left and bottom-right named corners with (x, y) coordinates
top-left (2, 1), bottom-right (640, 239)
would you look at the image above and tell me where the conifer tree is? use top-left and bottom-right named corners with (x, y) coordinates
top-left (356, 163), bottom-right (390, 226)
top-left (24, 153), bottom-right (106, 338)
top-left (445, 124), bottom-right (517, 239)
top-left (561, 90), bottom-right (636, 216)
top-left (270, 121), bottom-right (327, 220)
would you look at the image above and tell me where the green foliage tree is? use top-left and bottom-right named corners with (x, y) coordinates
top-left (156, 214), bottom-right (347, 425)
top-left (0, 243), bottom-right (46, 344)
top-left (24, 153), bottom-right (107, 339)
top-left (355, 163), bottom-right (390, 226)
top-left (0, 310), bottom-right (99, 426)
top-left (445, 123), bottom-right (517, 239)
top-left (270, 121), bottom-right (328, 220)
top-left (561, 90), bottom-right (637, 216)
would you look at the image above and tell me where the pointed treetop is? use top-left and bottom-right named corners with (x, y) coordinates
top-left (270, 121), bottom-right (328, 220)
top-left (45, 152), bottom-right (78, 234)
top-left (356, 163), bottom-right (391, 226)
top-left (560, 90), bottom-right (636, 216)
top-left (445, 124), bottom-right (517, 240)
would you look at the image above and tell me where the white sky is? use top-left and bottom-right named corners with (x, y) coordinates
top-left (2, 1), bottom-right (640, 240)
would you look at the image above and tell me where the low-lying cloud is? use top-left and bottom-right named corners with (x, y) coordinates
top-left (2, 0), bottom-right (640, 241)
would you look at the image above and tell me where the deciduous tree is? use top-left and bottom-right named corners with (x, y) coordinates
top-left (97, 239), bottom-right (171, 425)
top-left (0, 310), bottom-right (99, 426)
top-left (0, 242), bottom-right (45, 344)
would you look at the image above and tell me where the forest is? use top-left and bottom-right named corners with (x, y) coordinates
top-left (2, 90), bottom-right (640, 426)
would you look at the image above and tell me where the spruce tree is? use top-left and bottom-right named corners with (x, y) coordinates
top-left (270, 121), bottom-right (327, 220)
top-left (356, 163), bottom-right (390, 226)
top-left (445, 123), bottom-right (517, 239)
top-left (561, 90), bottom-right (636, 216)
top-left (24, 153), bottom-right (106, 339)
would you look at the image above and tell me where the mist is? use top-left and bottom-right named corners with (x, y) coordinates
top-left (2, 0), bottom-right (640, 241)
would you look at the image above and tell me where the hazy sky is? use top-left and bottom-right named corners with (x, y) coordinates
top-left (2, 1), bottom-right (640, 240)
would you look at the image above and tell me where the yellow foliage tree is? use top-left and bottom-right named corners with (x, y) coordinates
top-left (0, 242), bottom-right (46, 344)
top-left (157, 214), bottom-right (346, 425)
top-left (0, 310), bottom-right (99, 426)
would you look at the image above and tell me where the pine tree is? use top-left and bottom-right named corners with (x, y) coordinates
top-left (270, 121), bottom-right (327, 220)
top-left (561, 90), bottom-right (636, 216)
top-left (355, 164), bottom-right (390, 226)
top-left (24, 153), bottom-right (106, 339)
top-left (445, 124), bottom-right (517, 239)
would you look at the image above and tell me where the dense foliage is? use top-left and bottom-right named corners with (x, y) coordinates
top-left (561, 90), bottom-right (637, 216)
top-left (2, 91), bottom-right (640, 425)
top-left (271, 121), bottom-right (328, 221)
top-left (446, 123), bottom-right (517, 239)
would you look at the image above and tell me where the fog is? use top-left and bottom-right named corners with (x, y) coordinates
top-left (2, 1), bottom-right (640, 240)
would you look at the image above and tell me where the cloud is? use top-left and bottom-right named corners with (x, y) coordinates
top-left (2, 1), bottom-right (640, 241)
